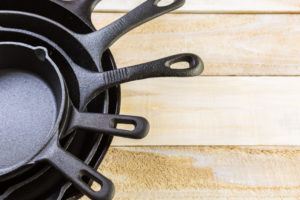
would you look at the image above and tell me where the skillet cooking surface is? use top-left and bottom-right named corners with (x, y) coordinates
top-left (0, 69), bottom-right (57, 169)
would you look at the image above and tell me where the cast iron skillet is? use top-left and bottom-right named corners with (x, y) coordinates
top-left (0, 42), bottom-right (149, 200)
top-left (0, 27), bottom-right (95, 185)
top-left (0, 0), bottom-right (185, 70)
top-left (0, 25), bottom-right (203, 178)
top-left (0, 40), bottom-right (202, 199)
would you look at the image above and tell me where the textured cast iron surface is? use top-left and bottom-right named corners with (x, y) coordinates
top-left (0, 70), bottom-right (56, 169)
top-left (0, 0), bottom-right (205, 199)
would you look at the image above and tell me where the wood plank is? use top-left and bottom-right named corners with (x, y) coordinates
top-left (90, 13), bottom-right (300, 145)
top-left (109, 77), bottom-right (300, 145)
top-left (91, 13), bottom-right (300, 76)
top-left (83, 146), bottom-right (300, 199)
top-left (94, 0), bottom-right (300, 14)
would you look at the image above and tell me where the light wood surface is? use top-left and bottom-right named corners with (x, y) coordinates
top-left (114, 77), bottom-right (300, 145)
top-left (83, 147), bottom-right (300, 200)
top-left (94, 0), bottom-right (300, 14)
top-left (82, 2), bottom-right (300, 199)
top-left (92, 13), bottom-right (300, 76)
top-left (91, 13), bottom-right (300, 145)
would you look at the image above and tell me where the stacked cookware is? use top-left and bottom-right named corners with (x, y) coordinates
top-left (0, 0), bottom-right (203, 199)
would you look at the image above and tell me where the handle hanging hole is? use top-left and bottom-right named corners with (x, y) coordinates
top-left (112, 118), bottom-right (137, 132)
top-left (116, 123), bottom-right (136, 131)
top-left (155, 0), bottom-right (176, 7)
top-left (91, 181), bottom-right (102, 192)
top-left (169, 61), bottom-right (190, 69)
top-left (80, 173), bottom-right (103, 192)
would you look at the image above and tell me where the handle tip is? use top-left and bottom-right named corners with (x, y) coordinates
top-left (97, 178), bottom-right (115, 200)
top-left (113, 115), bottom-right (150, 139)
top-left (184, 53), bottom-right (205, 76)
top-left (165, 53), bottom-right (205, 77)
top-left (133, 116), bottom-right (150, 139)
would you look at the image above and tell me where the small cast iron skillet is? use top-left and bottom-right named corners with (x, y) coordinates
top-left (0, 42), bottom-right (150, 200)
top-left (0, 0), bottom-right (186, 70)
top-left (0, 28), bottom-right (113, 199)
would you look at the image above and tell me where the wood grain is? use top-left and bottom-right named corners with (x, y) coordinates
top-left (81, 7), bottom-right (300, 200)
top-left (109, 77), bottom-right (300, 145)
top-left (94, 0), bottom-right (300, 14)
top-left (90, 13), bottom-right (300, 145)
top-left (92, 13), bottom-right (300, 76)
top-left (82, 146), bottom-right (300, 200)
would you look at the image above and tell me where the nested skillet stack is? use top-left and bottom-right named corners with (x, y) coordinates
top-left (0, 0), bottom-right (204, 199)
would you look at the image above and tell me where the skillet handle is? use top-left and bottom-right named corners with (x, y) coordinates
top-left (84, 0), bottom-right (185, 55)
top-left (100, 53), bottom-right (203, 90)
top-left (78, 53), bottom-right (204, 107)
top-left (47, 145), bottom-right (114, 200)
top-left (67, 109), bottom-right (150, 139)
top-left (50, 0), bottom-right (100, 28)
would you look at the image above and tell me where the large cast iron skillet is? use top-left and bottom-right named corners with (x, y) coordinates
top-left (0, 0), bottom-right (185, 70)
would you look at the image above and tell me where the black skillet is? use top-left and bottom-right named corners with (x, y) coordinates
top-left (0, 42), bottom-right (150, 200)
top-left (0, 28), bottom-right (110, 199)
top-left (0, 0), bottom-right (186, 70)
top-left (0, 24), bottom-right (203, 172)
top-left (0, 27), bottom-right (203, 195)
top-left (0, 27), bottom-right (110, 199)
top-left (0, 41), bottom-right (203, 200)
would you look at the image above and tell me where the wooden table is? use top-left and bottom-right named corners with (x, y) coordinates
top-left (83, 1), bottom-right (300, 199)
